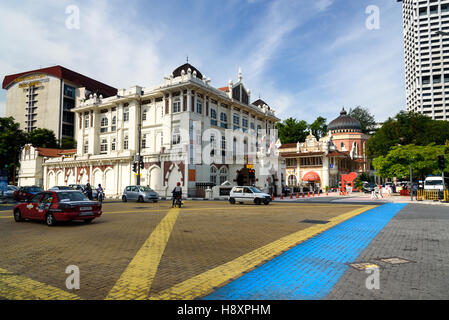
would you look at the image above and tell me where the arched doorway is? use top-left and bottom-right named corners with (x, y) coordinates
top-left (236, 167), bottom-right (256, 186)
top-left (303, 171), bottom-right (321, 192)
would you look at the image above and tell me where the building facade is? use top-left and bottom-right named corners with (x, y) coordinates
top-left (17, 145), bottom-right (76, 187)
top-left (38, 63), bottom-right (283, 198)
top-left (280, 109), bottom-right (370, 191)
top-left (2, 66), bottom-right (117, 139)
top-left (400, 0), bottom-right (449, 119)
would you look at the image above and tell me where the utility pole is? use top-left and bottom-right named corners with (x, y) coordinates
top-left (136, 98), bottom-right (142, 186)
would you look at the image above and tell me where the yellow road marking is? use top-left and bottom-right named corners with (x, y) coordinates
top-left (103, 204), bottom-right (363, 215)
top-left (149, 205), bottom-right (376, 300)
top-left (105, 207), bottom-right (180, 300)
top-left (0, 216), bottom-right (12, 219)
top-left (0, 267), bottom-right (81, 300)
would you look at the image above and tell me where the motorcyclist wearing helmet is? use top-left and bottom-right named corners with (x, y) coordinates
top-left (172, 182), bottom-right (182, 207)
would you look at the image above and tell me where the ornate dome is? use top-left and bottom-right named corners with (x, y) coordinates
top-left (172, 63), bottom-right (203, 79)
top-left (328, 108), bottom-right (362, 132)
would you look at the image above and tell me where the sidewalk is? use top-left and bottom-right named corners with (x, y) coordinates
top-left (272, 192), bottom-right (449, 206)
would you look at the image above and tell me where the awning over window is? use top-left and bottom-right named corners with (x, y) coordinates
top-left (303, 171), bottom-right (321, 182)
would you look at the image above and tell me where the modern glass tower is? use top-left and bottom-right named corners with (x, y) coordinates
top-left (400, 0), bottom-right (449, 120)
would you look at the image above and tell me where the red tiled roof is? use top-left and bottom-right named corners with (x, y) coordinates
top-left (3, 65), bottom-right (117, 97)
top-left (218, 86), bottom-right (229, 92)
top-left (280, 143), bottom-right (297, 149)
top-left (36, 148), bottom-right (77, 158)
top-left (328, 151), bottom-right (350, 157)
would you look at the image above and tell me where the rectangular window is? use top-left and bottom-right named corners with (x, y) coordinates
top-left (124, 136), bottom-right (129, 150)
top-left (64, 85), bottom-right (75, 98)
top-left (84, 141), bottom-right (89, 154)
top-left (173, 99), bottom-right (181, 113)
top-left (172, 128), bottom-right (181, 145)
top-left (142, 134), bottom-right (147, 149)
top-left (111, 139), bottom-right (116, 151)
top-left (233, 114), bottom-right (240, 125)
top-left (210, 109), bottom-right (217, 126)
top-left (123, 108), bottom-right (129, 122)
top-left (196, 100), bottom-right (203, 114)
top-left (100, 139), bottom-right (108, 154)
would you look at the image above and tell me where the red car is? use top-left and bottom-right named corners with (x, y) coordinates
top-left (13, 190), bottom-right (102, 226)
top-left (13, 186), bottom-right (43, 202)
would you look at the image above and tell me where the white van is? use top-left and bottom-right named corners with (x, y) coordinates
top-left (424, 176), bottom-right (447, 191)
top-left (229, 186), bottom-right (271, 205)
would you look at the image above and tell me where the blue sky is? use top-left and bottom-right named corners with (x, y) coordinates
top-left (0, 0), bottom-right (405, 124)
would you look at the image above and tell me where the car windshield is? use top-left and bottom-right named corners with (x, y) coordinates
top-left (58, 186), bottom-right (74, 190)
top-left (57, 191), bottom-right (89, 202)
top-left (139, 187), bottom-right (153, 192)
top-left (249, 187), bottom-right (262, 193)
top-left (28, 187), bottom-right (43, 192)
top-left (425, 180), bottom-right (443, 185)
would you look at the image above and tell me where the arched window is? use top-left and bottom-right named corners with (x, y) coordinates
top-left (111, 116), bottom-right (116, 131)
top-left (353, 142), bottom-right (358, 155)
top-left (288, 175), bottom-right (297, 187)
top-left (219, 167), bottom-right (228, 185)
top-left (210, 166), bottom-right (218, 185)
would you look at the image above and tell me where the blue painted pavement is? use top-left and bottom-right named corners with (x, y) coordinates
top-left (204, 203), bottom-right (407, 300)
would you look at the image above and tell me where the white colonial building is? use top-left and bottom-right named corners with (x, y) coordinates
top-left (36, 63), bottom-right (283, 198)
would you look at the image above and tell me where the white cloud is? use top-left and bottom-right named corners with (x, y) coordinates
top-left (0, 0), bottom-right (404, 126)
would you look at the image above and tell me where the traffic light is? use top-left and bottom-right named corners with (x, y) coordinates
top-left (132, 162), bottom-right (137, 173)
top-left (249, 169), bottom-right (255, 180)
top-left (438, 155), bottom-right (445, 170)
top-left (140, 161), bottom-right (144, 169)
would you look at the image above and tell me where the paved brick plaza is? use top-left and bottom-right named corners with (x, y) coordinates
top-left (0, 200), bottom-right (448, 300)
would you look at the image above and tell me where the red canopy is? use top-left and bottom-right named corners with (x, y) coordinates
top-left (303, 171), bottom-right (321, 182)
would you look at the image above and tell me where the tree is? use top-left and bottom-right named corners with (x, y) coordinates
top-left (367, 111), bottom-right (449, 158)
top-left (349, 106), bottom-right (376, 134)
top-left (60, 137), bottom-right (77, 149)
top-left (0, 117), bottom-right (27, 183)
top-left (27, 128), bottom-right (58, 148)
top-left (372, 144), bottom-right (449, 180)
top-left (275, 118), bottom-right (309, 144)
top-left (309, 117), bottom-right (328, 140)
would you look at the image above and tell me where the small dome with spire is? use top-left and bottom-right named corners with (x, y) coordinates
top-left (172, 63), bottom-right (203, 79)
top-left (328, 108), bottom-right (362, 132)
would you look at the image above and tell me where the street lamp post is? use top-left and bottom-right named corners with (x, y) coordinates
top-left (410, 162), bottom-right (413, 201)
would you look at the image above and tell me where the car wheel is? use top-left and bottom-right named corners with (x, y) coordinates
top-left (46, 213), bottom-right (56, 227)
top-left (263, 199), bottom-right (270, 205)
top-left (254, 198), bottom-right (261, 205)
top-left (14, 209), bottom-right (23, 222)
top-left (84, 219), bottom-right (94, 224)
top-left (229, 198), bottom-right (236, 204)
top-left (138, 196), bottom-right (144, 203)
top-left (122, 196), bottom-right (127, 202)
top-left (153, 200), bottom-right (158, 203)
